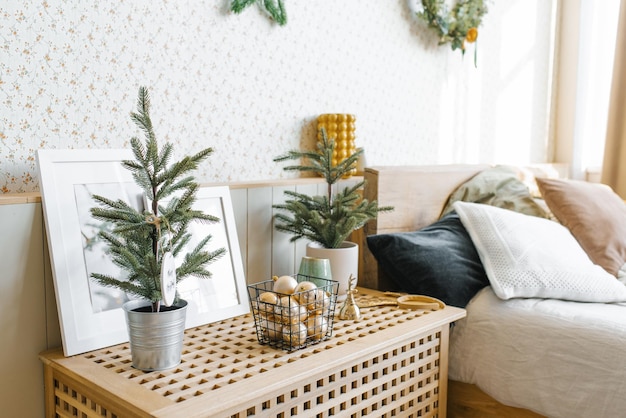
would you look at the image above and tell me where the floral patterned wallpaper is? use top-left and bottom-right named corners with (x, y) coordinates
top-left (1, 0), bottom-right (555, 193)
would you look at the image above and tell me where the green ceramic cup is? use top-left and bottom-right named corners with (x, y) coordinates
top-left (297, 256), bottom-right (332, 287)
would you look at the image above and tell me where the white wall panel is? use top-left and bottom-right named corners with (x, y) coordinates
top-left (230, 188), bottom-right (249, 279)
top-left (271, 185), bottom-right (296, 277)
top-left (245, 187), bottom-right (274, 284)
top-left (293, 183), bottom-right (319, 272)
top-left (0, 203), bottom-right (46, 418)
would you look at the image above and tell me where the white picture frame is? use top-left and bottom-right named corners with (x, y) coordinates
top-left (37, 149), bottom-right (248, 356)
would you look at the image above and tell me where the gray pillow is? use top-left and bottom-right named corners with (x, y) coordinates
top-left (366, 212), bottom-right (489, 308)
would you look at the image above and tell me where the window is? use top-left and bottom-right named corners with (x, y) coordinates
top-left (568, 0), bottom-right (621, 180)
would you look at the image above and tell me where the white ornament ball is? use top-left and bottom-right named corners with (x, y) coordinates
top-left (294, 280), bottom-right (317, 294)
top-left (260, 317), bottom-right (282, 341)
top-left (272, 275), bottom-right (298, 294)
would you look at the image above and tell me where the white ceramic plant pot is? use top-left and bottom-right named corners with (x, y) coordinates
top-left (306, 241), bottom-right (359, 302)
top-left (123, 299), bottom-right (188, 371)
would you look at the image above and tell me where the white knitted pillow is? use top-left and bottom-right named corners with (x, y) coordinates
top-left (453, 201), bottom-right (626, 302)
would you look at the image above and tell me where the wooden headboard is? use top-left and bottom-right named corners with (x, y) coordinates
top-left (358, 164), bottom-right (489, 290)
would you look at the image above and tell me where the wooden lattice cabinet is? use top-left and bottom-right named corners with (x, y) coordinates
top-left (40, 288), bottom-right (465, 418)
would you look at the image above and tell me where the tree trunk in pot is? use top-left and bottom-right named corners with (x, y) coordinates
top-left (306, 241), bottom-right (358, 302)
top-left (123, 299), bottom-right (188, 371)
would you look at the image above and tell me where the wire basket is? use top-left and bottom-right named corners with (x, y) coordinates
top-left (247, 274), bottom-right (339, 351)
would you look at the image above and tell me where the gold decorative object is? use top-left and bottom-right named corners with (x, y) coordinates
top-left (317, 113), bottom-right (357, 178)
top-left (354, 291), bottom-right (445, 311)
top-left (339, 275), bottom-right (361, 320)
top-left (396, 294), bottom-right (444, 310)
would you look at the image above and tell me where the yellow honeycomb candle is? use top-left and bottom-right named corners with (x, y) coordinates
top-left (317, 114), bottom-right (357, 177)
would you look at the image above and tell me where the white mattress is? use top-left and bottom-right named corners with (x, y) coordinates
top-left (448, 287), bottom-right (626, 418)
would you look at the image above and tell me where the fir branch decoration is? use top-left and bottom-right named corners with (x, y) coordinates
top-left (273, 129), bottom-right (393, 249)
top-left (90, 86), bottom-right (226, 312)
top-left (231, 0), bottom-right (287, 26)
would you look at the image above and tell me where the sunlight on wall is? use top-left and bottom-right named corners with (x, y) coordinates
top-left (436, 0), bottom-right (555, 167)
top-left (494, 1), bottom-right (538, 164)
top-left (494, 66), bottom-right (535, 163)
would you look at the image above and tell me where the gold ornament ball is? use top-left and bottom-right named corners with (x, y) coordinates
top-left (305, 314), bottom-right (328, 341)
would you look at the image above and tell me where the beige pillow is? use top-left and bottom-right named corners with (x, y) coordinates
top-left (536, 177), bottom-right (626, 276)
top-left (441, 166), bottom-right (549, 219)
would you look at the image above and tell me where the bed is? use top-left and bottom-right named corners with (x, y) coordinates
top-left (359, 164), bottom-right (626, 418)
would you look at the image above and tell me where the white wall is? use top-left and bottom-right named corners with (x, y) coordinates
top-left (1, 0), bottom-right (556, 193)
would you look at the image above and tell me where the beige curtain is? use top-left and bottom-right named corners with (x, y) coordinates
top-left (602, 0), bottom-right (626, 198)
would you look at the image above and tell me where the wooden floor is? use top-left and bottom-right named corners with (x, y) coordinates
top-left (448, 381), bottom-right (545, 418)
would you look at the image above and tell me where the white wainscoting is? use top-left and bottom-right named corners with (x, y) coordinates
top-left (0, 176), bottom-right (360, 417)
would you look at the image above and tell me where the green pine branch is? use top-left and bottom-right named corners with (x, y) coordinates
top-left (273, 128), bottom-right (393, 248)
top-left (230, 0), bottom-right (287, 26)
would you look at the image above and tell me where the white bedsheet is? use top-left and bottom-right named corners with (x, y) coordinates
top-left (448, 287), bottom-right (626, 418)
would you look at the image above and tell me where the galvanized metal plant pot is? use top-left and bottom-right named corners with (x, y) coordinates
top-left (122, 299), bottom-right (188, 371)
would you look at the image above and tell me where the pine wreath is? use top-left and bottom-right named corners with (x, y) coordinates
top-left (416, 0), bottom-right (488, 58)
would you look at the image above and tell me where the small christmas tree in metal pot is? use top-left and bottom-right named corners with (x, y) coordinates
top-left (89, 86), bottom-right (225, 370)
